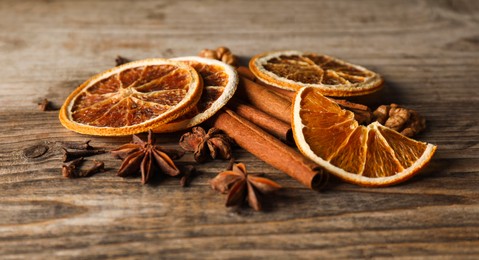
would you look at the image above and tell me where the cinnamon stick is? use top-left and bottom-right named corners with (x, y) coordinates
top-left (236, 67), bottom-right (295, 100)
top-left (213, 109), bottom-right (327, 190)
top-left (333, 99), bottom-right (373, 124)
top-left (236, 66), bottom-right (256, 81)
top-left (258, 82), bottom-right (295, 101)
top-left (236, 77), bottom-right (292, 124)
top-left (228, 101), bottom-right (293, 143)
top-left (237, 74), bottom-right (373, 125)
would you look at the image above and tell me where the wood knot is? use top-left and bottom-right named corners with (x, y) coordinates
top-left (23, 144), bottom-right (49, 158)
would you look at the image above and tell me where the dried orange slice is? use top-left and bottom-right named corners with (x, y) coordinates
top-left (249, 50), bottom-right (383, 97)
top-left (153, 56), bottom-right (238, 133)
top-left (292, 87), bottom-right (436, 187)
top-left (59, 59), bottom-right (203, 136)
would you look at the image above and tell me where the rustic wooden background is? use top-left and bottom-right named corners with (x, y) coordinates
top-left (1, 0), bottom-right (478, 258)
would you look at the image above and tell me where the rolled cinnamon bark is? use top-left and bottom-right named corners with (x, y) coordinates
top-left (228, 101), bottom-right (293, 143)
top-left (236, 73), bottom-right (373, 125)
top-left (236, 77), bottom-right (292, 124)
top-left (236, 67), bottom-right (295, 100)
top-left (213, 109), bottom-right (327, 190)
top-left (236, 66), bottom-right (256, 81)
top-left (258, 82), bottom-right (295, 101)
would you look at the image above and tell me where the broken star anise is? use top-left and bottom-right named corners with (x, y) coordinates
top-left (111, 130), bottom-right (184, 184)
top-left (210, 163), bottom-right (282, 211)
top-left (179, 126), bottom-right (233, 163)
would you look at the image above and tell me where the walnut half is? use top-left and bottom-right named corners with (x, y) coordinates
top-left (373, 103), bottom-right (426, 137)
top-left (198, 46), bottom-right (238, 67)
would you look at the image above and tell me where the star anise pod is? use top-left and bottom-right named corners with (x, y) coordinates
top-left (210, 163), bottom-right (282, 211)
top-left (111, 130), bottom-right (184, 184)
top-left (179, 126), bottom-right (233, 163)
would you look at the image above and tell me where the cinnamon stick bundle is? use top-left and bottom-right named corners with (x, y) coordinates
top-left (236, 71), bottom-right (373, 125)
top-left (228, 100), bottom-right (293, 143)
top-left (236, 77), bottom-right (292, 124)
top-left (213, 109), bottom-right (327, 190)
top-left (237, 66), bottom-right (295, 101)
top-left (236, 66), bottom-right (256, 81)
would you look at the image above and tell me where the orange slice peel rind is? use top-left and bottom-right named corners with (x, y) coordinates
top-left (292, 86), bottom-right (437, 187)
top-left (249, 50), bottom-right (383, 97)
top-left (59, 58), bottom-right (203, 136)
top-left (153, 56), bottom-right (238, 133)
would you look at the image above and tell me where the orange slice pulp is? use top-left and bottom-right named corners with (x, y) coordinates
top-left (153, 56), bottom-right (238, 133)
top-left (59, 58), bottom-right (203, 136)
top-left (292, 87), bottom-right (436, 187)
top-left (249, 50), bottom-right (383, 97)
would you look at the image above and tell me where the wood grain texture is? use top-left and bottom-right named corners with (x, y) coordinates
top-left (1, 0), bottom-right (478, 258)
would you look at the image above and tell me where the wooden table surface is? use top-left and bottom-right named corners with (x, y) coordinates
top-left (1, 0), bottom-right (478, 259)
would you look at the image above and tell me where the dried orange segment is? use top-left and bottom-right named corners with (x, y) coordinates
top-left (362, 126), bottom-right (404, 178)
top-left (249, 50), bottom-right (383, 97)
top-left (303, 120), bottom-right (357, 160)
top-left (329, 126), bottom-right (368, 174)
top-left (153, 56), bottom-right (238, 133)
top-left (298, 87), bottom-right (357, 159)
top-left (292, 87), bottom-right (437, 187)
top-left (59, 59), bottom-right (203, 136)
top-left (377, 125), bottom-right (427, 168)
top-left (300, 86), bottom-right (345, 114)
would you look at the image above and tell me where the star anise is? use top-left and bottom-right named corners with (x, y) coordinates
top-left (111, 130), bottom-right (184, 184)
top-left (210, 163), bottom-right (282, 211)
top-left (179, 126), bottom-right (233, 163)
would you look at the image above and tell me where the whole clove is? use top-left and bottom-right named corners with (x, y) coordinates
top-left (79, 160), bottom-right (105, 177)
top-left (62, 157), bottom-right (85, 178)
top-left (38, 98), bottom-right (52, 111)
top-left (115, 56), bottom-right (132, 66)
top-left (60, 140), bottom-right (93, 150)
top-left (179, 165), bottom-right (200, 187)
top-left (62, 158), bottom-right (105, 178)
top-left (62, 148), bottom-right (106, 162)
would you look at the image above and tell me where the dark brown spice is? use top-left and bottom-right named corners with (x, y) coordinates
top-left (60, 140), bottom-right (93, 150)
top-left (115, 56), bottom-right (131, 66)
top-left (80, 160), bottom-right (105, 177)
top-left (210, 163), bottom-right (282, 211)
top-left (38, 98), bottom-right (52, 111)
top-left (62, 157), bottom-right (84, 178)
top-left (62, 158), bottom-right (105, 178)
top-left (179, 165), bottom-right (199, 187)
top-left (111, 130), bottom-right (183, 184)
top-left (159, 148), bottom-right (185, 160)
top-left (62, 148), bottom-right (106, 162)
top-left (333, 98), bottom-right (373, 125)
top-left (179, 127), bottom-right (233, 163)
